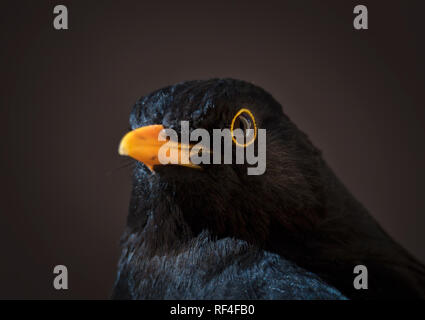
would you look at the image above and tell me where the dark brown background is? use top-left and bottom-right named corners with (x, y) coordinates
top-left (0, 0), bottom-right (424, 299)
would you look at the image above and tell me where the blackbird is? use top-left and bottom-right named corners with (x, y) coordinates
top-left (112, 79), bottom-right (425, 299)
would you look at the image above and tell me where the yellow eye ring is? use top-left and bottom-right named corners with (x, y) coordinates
top-left (230, 108), bottom-right (257, 147)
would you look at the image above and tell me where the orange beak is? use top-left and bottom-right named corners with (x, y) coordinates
top-left (118, 124), bottom-right (202, 172)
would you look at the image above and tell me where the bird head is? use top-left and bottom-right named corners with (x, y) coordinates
top-left (118, 79), bottom-right (325, 248)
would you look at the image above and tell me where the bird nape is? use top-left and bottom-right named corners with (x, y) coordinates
top-left (112, 78), bottom-right (425, 300)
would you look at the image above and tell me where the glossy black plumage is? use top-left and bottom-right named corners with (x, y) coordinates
top-left (113, 230), bottom-right (345, 299)
top-left (113, 79), bottom-right (425, 299)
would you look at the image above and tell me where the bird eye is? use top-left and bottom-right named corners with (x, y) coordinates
top-left (234, 115), bottom-right (252, 132)
top-left (230, 108), bottom-right (257, 147)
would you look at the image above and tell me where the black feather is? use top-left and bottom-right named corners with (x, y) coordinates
top-left (113, 79), bottom-right (425, 299)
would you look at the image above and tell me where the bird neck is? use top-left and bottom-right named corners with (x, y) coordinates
top-left (127, 164), bottom-right (425, 298)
